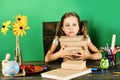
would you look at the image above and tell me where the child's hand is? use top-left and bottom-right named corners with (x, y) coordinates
top-left (58, 45), bottom-right (73, 60)
top-left (74, 46), bottom-right (92, 60)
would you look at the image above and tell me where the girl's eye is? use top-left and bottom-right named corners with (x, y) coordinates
top-left (65, 24), bottom-right (69, 27)
top-left (73, 24), bottom-right (77, 26)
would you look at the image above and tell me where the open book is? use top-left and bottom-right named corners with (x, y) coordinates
top-left (41, 60), bottom-right (92, 80)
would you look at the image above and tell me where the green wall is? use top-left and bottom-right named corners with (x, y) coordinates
top-left (0, 0), bottom-right (120, 62)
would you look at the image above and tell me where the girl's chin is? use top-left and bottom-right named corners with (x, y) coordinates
top-left (67, 35), bottom-right (77, 37)
top-left (66, 33), bottom-right (77, 37)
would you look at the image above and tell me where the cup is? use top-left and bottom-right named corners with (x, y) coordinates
top-left (106, 54), bottom-right (116, 67)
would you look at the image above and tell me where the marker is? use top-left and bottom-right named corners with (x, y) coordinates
top-left (43, 66), bottom-right (49, 71)
top-left (111, 34), bottom-right (116, 51)
top-left (91, 68), bottom-right (103, 72)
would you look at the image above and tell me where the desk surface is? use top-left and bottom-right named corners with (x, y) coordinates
top-left (1, 60), bottom-right (120, 80)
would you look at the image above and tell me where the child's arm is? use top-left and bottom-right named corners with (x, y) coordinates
top-left (45, 44), bottom-right (73, 62)
top-left (45, 44), bottom-right (59, 62)
top-left (87, 42), bottom-right (102, 60)
top-left (74, 42), bottom-right (102, 60)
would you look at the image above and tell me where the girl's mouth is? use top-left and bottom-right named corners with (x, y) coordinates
top-left (69, 31), bottom-right (74, 34)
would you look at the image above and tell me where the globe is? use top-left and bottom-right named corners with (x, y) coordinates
top-left (5, 61), bottom-right (19, 76)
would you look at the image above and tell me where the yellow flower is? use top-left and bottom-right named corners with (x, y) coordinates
top-left (1, 20), bottom-right (11, 35)
top-left (12, 22), bottom-right (30, 37)
top-left (15, 15), bottom-right (27, 24)
top-left (1, 15), bottom-right (29, 37)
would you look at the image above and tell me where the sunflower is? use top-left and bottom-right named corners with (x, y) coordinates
top-left (15, 15), bottom-right (27, 24)
top-left (1, 20), bottom-right (11, 35)
top-left (12, 22), bottom-right (30, 37)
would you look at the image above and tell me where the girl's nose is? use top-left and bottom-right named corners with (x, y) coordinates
top-left (69, 26), bottom-right (73, 30)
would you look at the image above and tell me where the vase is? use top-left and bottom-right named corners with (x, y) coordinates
top-left (15, 36), bottom-right (22, 65)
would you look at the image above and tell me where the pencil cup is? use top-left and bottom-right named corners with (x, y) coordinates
top-left (106, 54), bottom-right (116, 67)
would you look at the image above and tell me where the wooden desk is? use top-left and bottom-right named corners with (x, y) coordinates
top-left (1, 60), bottom-right (120, 80)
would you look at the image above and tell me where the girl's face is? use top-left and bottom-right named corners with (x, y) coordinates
top-left (62, 16), bottom-right (79, 37)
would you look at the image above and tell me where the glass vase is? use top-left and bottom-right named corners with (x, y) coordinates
top-left (15, 36), bottom-right (22, 65)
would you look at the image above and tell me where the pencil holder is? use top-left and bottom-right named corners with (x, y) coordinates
top-left (105, 54), bottom-right (116, 67)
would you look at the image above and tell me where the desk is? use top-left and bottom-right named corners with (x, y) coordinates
top-left (1, 60), bottom-right (120, 80)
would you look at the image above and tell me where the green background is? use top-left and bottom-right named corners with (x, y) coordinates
top-left (0, 0), bottom-right (120, 62)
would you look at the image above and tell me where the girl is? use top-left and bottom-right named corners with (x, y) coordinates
top-left (45, 12), bottom-right (102, 62)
